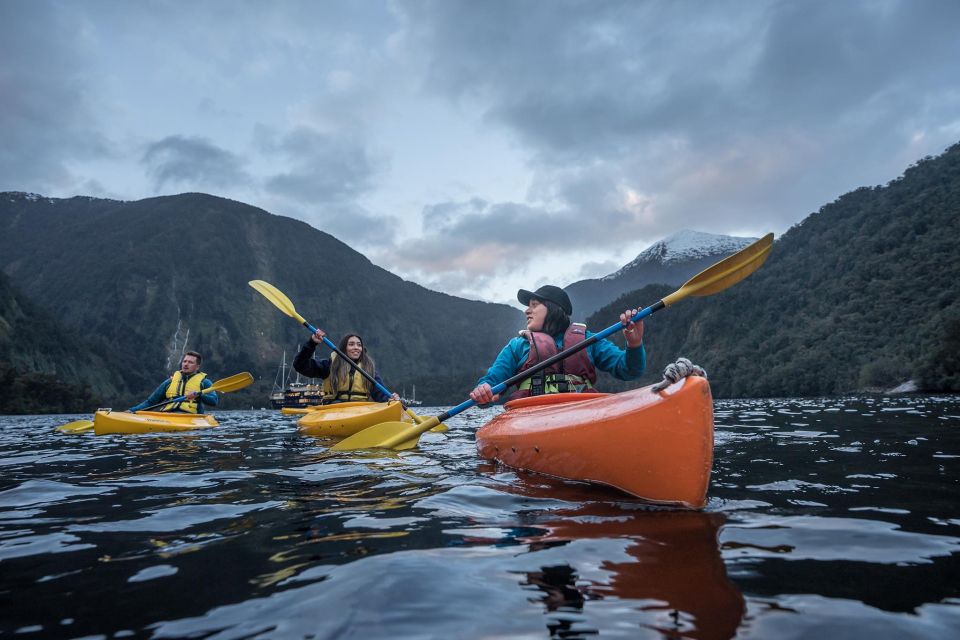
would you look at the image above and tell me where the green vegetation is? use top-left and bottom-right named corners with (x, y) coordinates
top-left (916, 313), bottom-right (960, 391)
top-left (0, 193), bottom-right (520, 412)
top-left (0, 365), bottom-right (98, 414)
top-left (0, 270), bottom-right (125, 412)
top-left (591, 144), bottom-right (960, 397)
top-left (2, 141), bottom-right (959, 412)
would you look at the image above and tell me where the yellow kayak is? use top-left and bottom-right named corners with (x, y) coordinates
top-left (93, 410), bottom-right (219, 435)
top-left (281, 401), bottom-right (374, 416)
top-left (280, 406), bottom-right (315, 415)
top-left (297, 402), bottom-right (407, 437)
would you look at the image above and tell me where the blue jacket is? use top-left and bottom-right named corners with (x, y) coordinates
top-left (293, 340), bottom-right (393, 403)
top-left (129, 376), bottom-right (218, 413)
top-left (477, 330), bottom-right (646, 391)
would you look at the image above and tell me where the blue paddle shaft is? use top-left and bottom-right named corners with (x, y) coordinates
top-left (438, 302), bottom-right (662, 421)
top-left (302, 321), bottom-right (397, 403)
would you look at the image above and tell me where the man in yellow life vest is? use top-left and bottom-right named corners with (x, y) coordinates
top-left (129, 351), bottom-right (218, 413)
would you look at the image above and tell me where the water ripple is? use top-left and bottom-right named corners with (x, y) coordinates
top-left (0, 398), bottom-right (957, 639)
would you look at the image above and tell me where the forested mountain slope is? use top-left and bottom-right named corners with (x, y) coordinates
top-left (589, 143), bottom-right (960, 397)
top-left (0, 193), bottom-right (521, 408)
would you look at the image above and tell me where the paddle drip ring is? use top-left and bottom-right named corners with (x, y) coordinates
top-left (651, 357), bottom-right (707, 392)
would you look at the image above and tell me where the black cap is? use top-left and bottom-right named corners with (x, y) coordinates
top-left (517, 285), bottom-right (572, 315)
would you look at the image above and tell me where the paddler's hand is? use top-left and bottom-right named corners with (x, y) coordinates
top-left (620, 309), bottom-right (644, 348)
top-left (470, 383), bottom-right (499, 405)
top-left (186, 391), bottom-right (199, 400)
top-left (390, 392), bottom-right (400, 402)
top-left (310, 328), bottom-right (326, 344)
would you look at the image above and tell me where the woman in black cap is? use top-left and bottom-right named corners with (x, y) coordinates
top-left (469, 285), bottom-right (645, 403)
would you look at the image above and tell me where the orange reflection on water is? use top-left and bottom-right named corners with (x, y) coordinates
top-left (518, 492), bottom-right (745, 639)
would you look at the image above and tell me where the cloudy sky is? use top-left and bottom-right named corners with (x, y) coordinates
top-left (3, 1), bottom-right (959, 305)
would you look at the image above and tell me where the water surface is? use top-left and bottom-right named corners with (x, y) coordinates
top-left (1, 395), bottom-right (958, 638)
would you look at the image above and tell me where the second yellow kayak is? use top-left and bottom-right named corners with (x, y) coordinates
top-left (93, 410), bottom-right (219, 435)
top-left (280, 401), bottom-right (372, 416)
top-left (280, 406), bottom-right (314, 415)
top-left (297, 402), bottom-right (407, 437)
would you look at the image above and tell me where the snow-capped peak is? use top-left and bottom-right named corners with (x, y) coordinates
top-left (602, 230), bottom-right (757, 280)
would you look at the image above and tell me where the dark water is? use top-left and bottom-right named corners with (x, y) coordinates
top-left (1, 395), bottom-right (958, 639)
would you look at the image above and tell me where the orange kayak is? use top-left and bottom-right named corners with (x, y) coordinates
top-left (475, 376), bottom-right (714, 509)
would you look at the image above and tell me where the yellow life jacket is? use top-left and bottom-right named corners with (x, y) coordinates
top-left (163, 371), bottom-right (208, 413)
top-left (322, 354), bottom-right (372, 403)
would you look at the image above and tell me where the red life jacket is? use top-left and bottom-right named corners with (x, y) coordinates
top-left (513, 323), bottom-right (597, 398)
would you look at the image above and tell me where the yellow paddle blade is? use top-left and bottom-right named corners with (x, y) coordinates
top-left (208, 372), bottom-right (255, 394)
top-left (662, 233), bottom-right (774, 306)
top-left (248, 280), bottom-right (307, 324)
top-left (330, 416), bottom-right (442, 451)
top-left (56, 419), bottom-right (94, 434)
top-left (404, 409), bottom-right (448, 433)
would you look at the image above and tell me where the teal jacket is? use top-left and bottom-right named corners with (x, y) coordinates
top-left (476, 331), bottom-right (645, 390)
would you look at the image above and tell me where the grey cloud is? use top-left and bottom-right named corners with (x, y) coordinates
top-left (401, 1), bottom-right (960, 155)
top-left (388, 178), bottom-right (643, 276)
top-left (421, 198), bottom-right (488, 231)
top-left (261, 126), bottom-right (384, 205)
top-left (255, 124), bottom-right (397, 247)
top-left (142, 136), bottom-right (250, 191)
top-left (748, 1), bottom-right (960, 123)
top-left (0, 2), bottom-right (112, 193)
top-left (392, 0), bottom-right (960, 248)
top-left (302, 202), bottom-right (399, 248)
top-left (577, 260), bottom-right (621, 280)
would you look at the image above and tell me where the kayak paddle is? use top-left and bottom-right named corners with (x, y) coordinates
top-left (56, 372), bottom-right (254, 434)
top-left (56, 419), bottom-right (96, 434)
top-left (331, 232), bottom-right (775, 451)
top-left (248, 280), bottom-right (446, 432)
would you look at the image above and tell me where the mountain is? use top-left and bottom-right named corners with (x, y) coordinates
top-left (0, 269), bottom-right (126, 412)
top-left (0, 192), bottom-right (523, 409)
top-left (588, 143), bottom-right (960, 397)
top-left (3, 142), bottom-right (959, 412)
top-left (565, 230), bottom-right (757, 320)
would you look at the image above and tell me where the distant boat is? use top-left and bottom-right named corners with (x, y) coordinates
top-left (269, 352), bottom-right (288, 410)
top-left (269, 350), bottom-right (323, 409)
top-left (283, 375), bottom-right (322, 408)
top-left (401, 384), bottom-right (422, 407)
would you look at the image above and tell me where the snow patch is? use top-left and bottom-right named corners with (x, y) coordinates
top-left (602, 230), bottom-right (758, 280)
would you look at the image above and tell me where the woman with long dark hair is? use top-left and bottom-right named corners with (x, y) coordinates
top-left (293, 330), bottom-right (398, 403)
top-left (469, 285), bottom-right (646, 404)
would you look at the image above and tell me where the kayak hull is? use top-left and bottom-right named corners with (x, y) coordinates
top-left (475, 376), bottom-right (714, 509)
top-left (297, 401), bottom-right (407, 437)
top-left (93, 410), bottom-right (219, 435)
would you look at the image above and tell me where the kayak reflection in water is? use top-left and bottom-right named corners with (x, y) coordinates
top-left (469, 284), bottom-right (646, 404)
top-left (293, 329), bottom-right (399, 404)
top-left (522, 506), bottom-right (745, 640)
top-left (527, 505), bottom-right (746, 640)
top-left (128, 351), bottom-right (218, 413)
